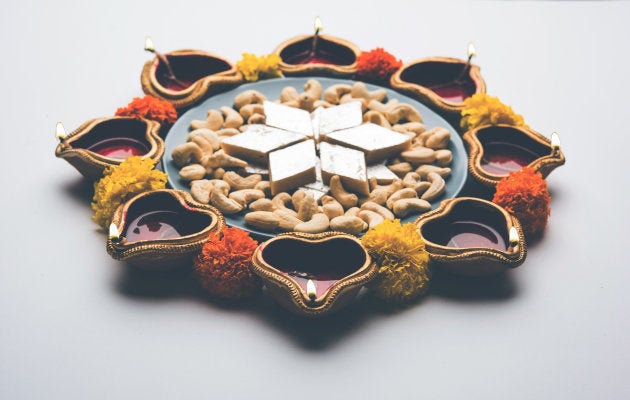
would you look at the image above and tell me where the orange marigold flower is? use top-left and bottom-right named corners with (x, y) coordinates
top-left (91, 156), bottom-right (167, 229)
top-left (115, 95), bottom-right (178, 125)
top-left (460, 93), bottom-right (527, 131)
top-left (493, 167), bottom-right (551, 238)
top-left (356, 48), bottom-right (402, 83)
top-left (193, 226), bottom-right (261, 299)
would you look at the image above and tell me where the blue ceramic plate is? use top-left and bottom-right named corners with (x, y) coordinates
top-left (164, 77), bottom-right (467, 240)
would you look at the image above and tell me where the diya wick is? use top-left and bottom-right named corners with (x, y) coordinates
top-left (308, 16), bottom-right (323, 61)
top-left (144, 36), bottom-right (185, 88)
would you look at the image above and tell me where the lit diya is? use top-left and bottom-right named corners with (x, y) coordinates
top-left (415, 197), bottom-right (526, 276)
top-left (463, 125), bottom-right (565, 187)
top-left (390, 43), bottom-right (486, 117)
top-left (273, 17), bottom-right (361, 77)
top-left (107, 189), bottom-right (224, 270)
top-left (250, 232), bottom-right (378, 316)
top-left (54, 117), bottom-right (164, 181)
top-left (140, 37), bottom-right (243, 109)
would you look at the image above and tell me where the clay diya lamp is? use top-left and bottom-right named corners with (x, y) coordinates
top-left (415, 197), bottom-right (526, 276)
top-left (107, 189), bottom-right (224, 270)
top-left (54, 117), bottom-right (164, 181)
top-left (463, 125), bottom-right (565, 187)
top-left (140, 37), bottom-right (243, 109)
top-left (390, 44), bottom-right (485, 117)
top-left (250, 232), bottom-right (378, 316)
top-left (273, 17), bottom-right (361, 77)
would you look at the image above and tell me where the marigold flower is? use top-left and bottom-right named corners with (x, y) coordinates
top-left (460, 93), bottom-right (527, 131)
top-left (91, 156), bottom-right (167, 229)
top-left (115, 95), bottom-right (178, 125)
top-left (356, 48), bottom-right (402, 84)
top-left (361, 219), bottom-right (430, 304)
top-left (236, 53), bottom-right (282, 82)
top-left (193, 226), bottom-right (262, 299)
top-left (493, 167), bottom-right (551, 238)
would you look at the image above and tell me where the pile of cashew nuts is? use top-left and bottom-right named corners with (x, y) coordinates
top-left (170, 79), bottom-right (453, 235)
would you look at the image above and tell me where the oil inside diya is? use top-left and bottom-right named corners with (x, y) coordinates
top-left (390, 57), bottom-right (486, 116)
top-left (107, 189), bottom-right (224, 270)
top-left (416, 197), bottom-right (526, 276)
top-left (250, 232), bottom-right (378, 316)
top-left (141, 49), bottom-right (243, 109)
top-left (273, 34), bottom-right (361, 77)
top-left (463, 125), bottom-right (565, 187)
top-left (54, 117), bottom-right (164, 181)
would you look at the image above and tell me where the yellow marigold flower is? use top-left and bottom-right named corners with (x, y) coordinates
top-left (236, 53), bottom-right (282, 82)
top-left (361, 219), bottom-right (431, 304)
top-left (91, 156), bottom-right (167, 229)
top-left (460, 93), bottom-right (528, 131)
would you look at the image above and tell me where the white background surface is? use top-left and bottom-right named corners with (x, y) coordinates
top-left (2, 1), bottom-right (629, 399)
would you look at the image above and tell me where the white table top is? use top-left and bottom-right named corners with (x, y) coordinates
top-left (2, 1), bottom-right (629, 399)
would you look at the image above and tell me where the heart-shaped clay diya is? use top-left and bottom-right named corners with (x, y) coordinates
top-left (273, 34), bottom-right (361, 78)
top-left (141, 49), bottom-right (243, 109)
top-left (250, 232), bottom-right (378, 316)
top-left (390, 57), bottom-right (486, 117)
top-left (54, 117), bottom-right (164, 181)
top-left (107, 189), bottom-right (224, 270)
top-left (415, 197), bottom-right (526, 276)
top-left (463, 125), bottom-right (565, 187)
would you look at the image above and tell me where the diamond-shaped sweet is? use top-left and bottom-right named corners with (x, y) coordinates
top-left (221, 124), bottom-right (307, 166)
top-left (324, 123), bottom-right (412, 163)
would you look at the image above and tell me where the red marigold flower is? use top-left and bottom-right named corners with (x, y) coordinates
top-left (115, 95), bottom-right (178, 125)
top-left (493, 167), bottom-right (551, 238)
top-left (193, 226), bottom-right (261, 299)
top-left (356, 48), bottom-right (402, 83)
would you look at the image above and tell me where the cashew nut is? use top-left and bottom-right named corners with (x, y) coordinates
top-left (392, 122), bottom-right (426, 136)
top-left (358, 210), bottom-right (385, 230)
top-left (234, 90), bottom-right (267, 110)
top-left (212, 168), bottom-right (226, 179)
top-left (392, 198), bottom-right (432, 218)
top-left (329, 175), bottom-right (358, 209)
top-left (344, 207), bottom-right (361, 218)
top-left (190, 179), bottom-right (214, 204)
top-left (369, 177), bottom-right (403, 195)
top-left (220, 106), bottom-right (244, 129)
top-left (294, 213), bottom-right (330, 234)
top-left (303, 79), bottom-right (322, 100)
top-left (239, 103), bottom-right (265, 120)
top-left (385, 103), bottom-right (423, 124)
top-left (190, 109), bottom-right (223, 131)
top-left (271, 192), bottom-right (297, 217)
top-left (434, 149), bottom-right (453, 167)
top-left (203, 150), bottom-right (248, 169)
top-left (351, 82), bottom-right (387, 102)
top-left (188, 129), bottom-right (221, 151)
top-left (273, 208), bottom-right (303, 232)
top-left (296, 194), bottom-right (318, 222)
top-left (320, 195), bottom-right (344, 219)
top-left (415, 165), bottom-right (451, 179)
top-left (210, 186), bottom-right (244, 214)
top-left (249, 198), bottom-right (275, 212)
top-left (222, 171), bottom-right (261, 190)
top-left (323, 84), bottom-right (352, 104)
top-left (228, 189), bottom-right (266, 207)
top-left (280, 86), bottom-right (299, 103)
top-left (386, 188), bottom-right (419, 209)
top-left (254, 180), bottom-right (271, 197)
top-left (363, 110), bottom-right (391, 128)
top-left (400, 146), bottom-right (436, 165)
top-left (402, 172), bottom-right (432, 196)
top-left (424, 127), bottom-right (451, 149)
top-left (244, 211), bottom-right (280, 232)
top-left (171, 142), bottom-right (203, 167)
top-left (360, 201), bottom-right (395, 221)
top-left (330, 216), bottom-right (368, 235)
top-left (247, 113), bottom-right (266, 125)
top-left (387, 162), bottom-right (413, 178)
top-left (179, 164), bottom-right (207, 181)
top-left (421, 172), bottom-right (446, 202)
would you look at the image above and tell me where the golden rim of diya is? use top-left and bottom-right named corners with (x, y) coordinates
top-left (390, 56), bottom-right (486, 116)
top-left (463, 124), bottom-right (565, 187)
top-left (415, 197), bottom-right (527, 276)
top-left (107, 189), bottom-right (225, 270)
top-left (54, 117), bottom-right (164, 181)
top-left (250, 231), bottom-right (378, 316)
top-left (140, 48), bottom-right (243, 109)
